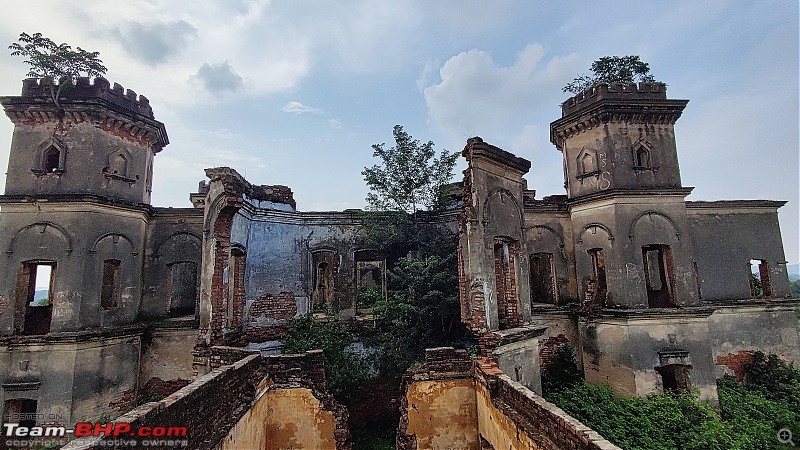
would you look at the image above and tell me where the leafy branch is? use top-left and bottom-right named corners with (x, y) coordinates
top-left (9, 32), bottom-right (107, 109)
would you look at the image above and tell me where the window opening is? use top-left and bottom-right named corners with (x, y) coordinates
top-left (100, 259), bottom-right (120, 308)
top-left (43, 147), bottom-right (60, 173)
top-left (354, 249), bottom-right (385, 315)
top-left (19, 263), bottom-right (55, 335)
top-left (635, 147), bottom-right (651, 168)
top-left (494, 239), bottom-right (520, 329)
top-left (312, 251), bottom-right (337, 309)
top-left (530, 253), bottom-right (556, 304)
top-left (168, 262), bottom-right (198, 317)
top-left (587, 248), bottom-right (607, 307)
top-left (3, 399), bottom-right (37, 428)
top-left (656, 364), bottom-right (692, 392)
top-left (643, 245), bottom-right (676, 308)
top-left (749, 259), bottom-right (771, 298)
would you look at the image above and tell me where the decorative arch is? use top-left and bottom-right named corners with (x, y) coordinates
top-left (482, 188), bottom-right (524, 230)
top-left (310, 245), bottom-right (338, 254)
top-left (154, 231), bottom-right (202, 258)
top-left (628, 211), bottom-right (681, 241)
top-left (230, 242), bottom-right (246, 256)
top-left (576, 146), bottom-right (599, 177)
top-left (32, 137), bottom-right (66, 176)
top-left (577, 223), bottom-right (614, 245)
top-left (524, 224), bottom-right (565, 248)
top-left (89, 233), bottom-right (137, 255)
top-left (632, 139), bottom-right (655, 170)
top-left (6, 222), bottom-right (73, 255)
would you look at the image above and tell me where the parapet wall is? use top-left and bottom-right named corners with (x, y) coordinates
top-left (561, 82), bottom-right (667, 115)
top-left (398, 347), bottom-right (621, 450)
top-left (19, 77), bottom-right (154, 118)
top-left (63, 348), bottom-right (349, 450)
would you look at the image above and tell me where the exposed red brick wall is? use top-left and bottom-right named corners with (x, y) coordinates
top-left (249, 292), bottom-right (296, 320)
top-left (489, 371), bottom-right (618, 450)
top-left (140, 377), bottom-right (192, 400)
top-left (398, 347), bottom-right (619, 450)
top-left (493, 240), bottom-right (522, 330)
top-left (65, 350), bottom-right (350, 450)
top-left (107, 388), bottom-right (136, 414)
top-left (539, 334), bottom-right (570, 370)
top-left (715, 350), bottom-right (753, 381)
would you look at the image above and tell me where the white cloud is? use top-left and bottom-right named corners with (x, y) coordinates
top-left (191, 62), bottom-right (244, 94)
top-left (282, 101), bottom-right (323, 114)
top-left (113, 20), bottom-right (197, 65)
top-left (328, 119), bottom-right (342, 129)
top-left (423, 44), bottom-right (580, 141)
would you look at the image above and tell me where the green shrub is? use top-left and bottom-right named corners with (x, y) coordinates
top-left (546, 352), bottom-right (800, 449)
top-left (548, 383), bottom-right (745, 450)
top-left (283, 315), bottom-right (372, 399)
top-left (356, 286), bottom-right (382, 310)
top-left (541, 344), bottom-right (583, 396)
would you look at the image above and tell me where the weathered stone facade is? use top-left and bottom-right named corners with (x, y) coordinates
top-left (0, 77), bottom-right (797, 448)
top-left (457, 82), bottom-right (799, 405)
top-left (0, 78), bottom-right (202, 427)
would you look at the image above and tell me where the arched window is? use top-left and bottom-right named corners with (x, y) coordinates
top-left (111, 154), bottom-right (128, 176)
top-left (43, 147), bottom-right (60, 173)
top-left (636, 147), bottom-right (651, 168)
top-left (580, 152), bottom-right (596, 175)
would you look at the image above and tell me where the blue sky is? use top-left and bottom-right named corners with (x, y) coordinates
top-left (0, 0), bottom-right (797, 263)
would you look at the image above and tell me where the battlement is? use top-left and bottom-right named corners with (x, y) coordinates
top-left (20, 77), bottom-right (154, 119)
top-left (561, 82), bottom-right (667, 116)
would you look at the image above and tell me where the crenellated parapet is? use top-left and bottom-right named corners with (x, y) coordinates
top-left (20, 77), bottom-right (154, 118)
top-left (0, 77), bottom-right (168, 152)
top-left (551, 83), bottom-right (687, 149)
top-left (561, 82), bottom-right (666, 115)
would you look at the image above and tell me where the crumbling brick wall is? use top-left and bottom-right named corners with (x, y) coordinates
top-left (249, 292), bottom-right (296, 321)
top-left (715, 350), bottom-right (753, 381)
top-left (63, 350), bottom-right (350, 450)
top-left (398, 347), bottom-right (620, 450)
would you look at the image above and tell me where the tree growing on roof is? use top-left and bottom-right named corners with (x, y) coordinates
top-left (9, 32), bottom-right (107, 108)
top-left (563, 55), bottom-right (658, 94)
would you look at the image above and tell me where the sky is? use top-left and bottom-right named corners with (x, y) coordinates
top-left (0, 0), bottom-right (797, 264)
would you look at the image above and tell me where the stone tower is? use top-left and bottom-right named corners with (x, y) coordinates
top-left (550, 83), bottom-right (717, 401)
top-left (551, 83), bottom-right (699, 310)
top-left (0, 77), bottom-right (169, 424)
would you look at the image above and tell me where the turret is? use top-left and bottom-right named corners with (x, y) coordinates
top-left (550, 83), bottom-right (688, 199)
top-left (0, 77), bottom-right (168, 204)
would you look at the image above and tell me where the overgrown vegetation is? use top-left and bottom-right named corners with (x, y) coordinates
top-left (546, 348), bottom-right (800, 450)
top-left (563, 55), bottom-right (658, 94)
top-left (9, 32), bottom-right (106, 108)
top-left (789, 279), bottom-right (800, 298)
top-left (541, 344), bottom-right (583, 396)
top-left (282, 315), bottom-right (371, 398)
top-left (285, 126), bottom-right (466, 449)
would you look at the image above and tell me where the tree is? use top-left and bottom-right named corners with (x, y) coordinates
top-left (563, 55), bottom-right (657, 94)
top-left (362, 125), bottom-right (459, 214)
top-left (282, 315), bottom-right (372, 398)
top-left (358, 126), bottom-right (467, 377)
top-left (9, 32), bottom-right (107, 108)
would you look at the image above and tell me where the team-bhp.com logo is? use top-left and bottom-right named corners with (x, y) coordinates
top-left (4, 422), bottom-right (188, 448)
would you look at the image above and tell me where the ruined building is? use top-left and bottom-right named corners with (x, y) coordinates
top-left (0, 78), bottom-right (796, 449)
top-left (456, 83), bottom-right (799, 405)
